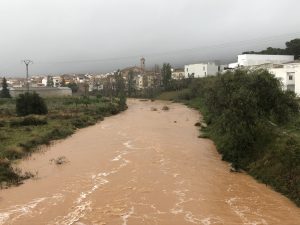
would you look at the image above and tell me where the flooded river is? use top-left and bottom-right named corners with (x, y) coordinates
top-left (0, 99), bottom-right (299, 225)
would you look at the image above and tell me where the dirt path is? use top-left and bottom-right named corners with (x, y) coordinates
top-left (0, 99), bottom-right (299, 225)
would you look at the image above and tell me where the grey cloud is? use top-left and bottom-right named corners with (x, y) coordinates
top-left (0, 0), bottom-right (299, 76)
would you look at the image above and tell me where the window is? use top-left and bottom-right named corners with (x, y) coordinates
top-left (203, 66), bottom-right (205, 71)
top-left (287, 72), bottom-right (295, 81)
top-left (186, 68), bottom-right (188, 72)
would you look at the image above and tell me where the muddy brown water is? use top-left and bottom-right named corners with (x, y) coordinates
top-left (0, 99), bottom-right (299, 225)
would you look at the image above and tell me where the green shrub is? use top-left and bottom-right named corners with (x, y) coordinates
top-left (0, 159), bottom-right (20, 185)
top-left (16, 92), bottom-right (48, 116)
top-left (71, 115), bottom-right (96, 128)
top-left (10, 115), bottom-right (47, 127)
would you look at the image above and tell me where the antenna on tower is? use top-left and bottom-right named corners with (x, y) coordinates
top-left (21, 60), bottom-right (33, 92)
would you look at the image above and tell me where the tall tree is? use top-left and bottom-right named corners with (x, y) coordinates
top-left (161, 63), bottom-right (172, 90)
top-left (0, 77), bottom-right (11, 98)
top-left (46, 76), bottom-right (54, 87)
top-left (115, 70), bottom-right (126, 110)
top-left (60, 78), bottom-right (66, 87)
top-left (127, 70), bottom-right (135, 97)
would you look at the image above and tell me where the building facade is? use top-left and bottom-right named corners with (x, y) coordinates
top-left (184, 63), bottom-right (219, 78)
top-left (229, 54), bottom-right (294, 68)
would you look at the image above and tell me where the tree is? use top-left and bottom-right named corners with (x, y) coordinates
top-left (242, 38), bottom-right (300, 59)
top-left (46, 76), bottom-right (54, 87)
top-left (161, 63), bottom-right (172, 90)
top-left (60, 78), bottom-right (66, 87)
top-left (127, 70), bottom-right (135, 97)
top-left (67, 82), bottom-right (79, 93)
top-left (115, 70), bottom-right (127, 110)
top-left (16, 92), bottom-right (48, 116)
top-left (286, 39), bottom-right (300, 59)
top-left (0, 77), bottom-right (11, 98)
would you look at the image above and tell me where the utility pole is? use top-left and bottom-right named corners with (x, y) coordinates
top-left (22, 60), bottom-right (33, 92)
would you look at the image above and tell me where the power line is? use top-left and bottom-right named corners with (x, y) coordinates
top-left (22, 60), bottom-right (33, 92)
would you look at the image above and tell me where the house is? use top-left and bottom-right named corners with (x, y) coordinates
top-left (267, 60), bottom-right (300, 95)
top-left (75, 74), bottom-right (86, 83)
top-left (184, 63), bottom-right (219, 78)
top-left (229, 54), bottom-right (294, 68)
top-left (135, 75), bottom-right (144, 90)
top-left (171, 68), bottom-right (185, 80)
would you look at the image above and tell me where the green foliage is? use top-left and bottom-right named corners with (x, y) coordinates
top-left (0, 77), bottom-right (11, 98)
top-left (286, 38), bottom-right (300, 59)
top-left (127, 70), bottom-right (135, 97)
top-left (0, 159), bottom-right (20, 185)
top-left (10, 115), bottom-right (47, 127)
top-left (243, 38), bottom-right (300, 59)
top-left (161, 63), bottom-right (172, 90)
top-left (115, 70), bottom-right (127, 110)
top-left (174, 69), bottom-right (300, 205)
top-left (46, 76), bottom-right (54, 87)
top-left (67, 82), bottom-right (79, 93)
top-left (0, 96), bottom-right (125, 186)
top-left (16, 92), bottom-right (48, 116)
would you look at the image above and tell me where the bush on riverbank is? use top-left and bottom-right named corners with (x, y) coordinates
top-left (157, 69), bottom-right (300, 206)
top-left (0, 96), bottom-right (126, 186)
top-left (16, 92), bottom-right (48, 116)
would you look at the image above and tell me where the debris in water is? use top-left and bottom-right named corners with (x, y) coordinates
top-left (162, 106), bottom-right (170, 111)
top-left (50, 156), bottom-right (69, 165)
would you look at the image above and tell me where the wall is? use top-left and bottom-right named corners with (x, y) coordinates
top-left (185, 63), bottom-right (218, 78)
top-left (9, 87), bottom-right (72, 98)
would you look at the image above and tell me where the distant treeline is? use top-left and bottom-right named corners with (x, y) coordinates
top-left (243, 38), bottom-right (300, 59)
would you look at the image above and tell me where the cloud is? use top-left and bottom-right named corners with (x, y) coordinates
top-left (0, 0), bottom-right (299, 76)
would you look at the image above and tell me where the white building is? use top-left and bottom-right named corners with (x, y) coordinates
top-left (171, 68), bottom-right (185, 80)
top-left (267, 61), bottom-right (300, 95)
top-left (229, 54), bottom-right (294, 68)
top-left (135, 75), bottom-right (143, 90)
top-left (184, 63), bottom-right (219, 78)
top-left (42, 77), bottom-right (48, 86)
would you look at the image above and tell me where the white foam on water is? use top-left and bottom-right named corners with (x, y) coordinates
top-left (226, 197), bottom-right (268, 225)
top-left (0, 193), bottom-right (64, 225)
top-left (52, 144), bottom-right (132, 225)
top-left (121, 207), bottom-right (134, 225)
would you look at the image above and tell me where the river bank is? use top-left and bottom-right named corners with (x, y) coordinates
top-left (156, 70), bottom-right (300, 207)
top-left (0, 99), bottom-right (299, 225)
top-left (0, 96), bottom-right (125, 187)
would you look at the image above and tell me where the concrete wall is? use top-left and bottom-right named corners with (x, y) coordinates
top-left (238, 54), bottom-right (294, 67)
top-left (9, 87), bottom-right (72, 98)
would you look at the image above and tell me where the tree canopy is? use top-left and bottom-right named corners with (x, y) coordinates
top-left (0, 77), bottom-right (11, 98)
top-left (243, 38), bottom-right (300, 59)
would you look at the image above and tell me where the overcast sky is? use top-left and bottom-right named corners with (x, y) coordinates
top-left (0, 0), bottom-right (300, 76)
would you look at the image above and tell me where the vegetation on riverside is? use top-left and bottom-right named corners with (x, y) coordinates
top-left (0, 95), bottom-right (126, 187)
top-left (157, 69), bottom-right (300, 206)
top-left (16, 92), bottom-right (48, 116)
top-left (0, 77), bottom-right (11, 99)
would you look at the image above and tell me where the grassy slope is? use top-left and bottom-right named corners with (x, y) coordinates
top-left (156, 90), bottom-right (300, 206)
